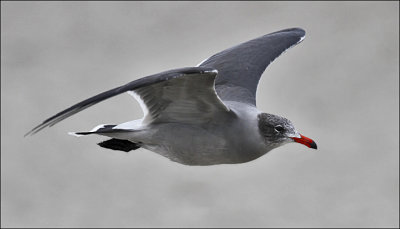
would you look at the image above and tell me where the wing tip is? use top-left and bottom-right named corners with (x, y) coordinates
top-left (293, 28), bottom-right (306, 44)
top-left (24, 124), bottom-right (45, 137)
top-left (277, 27), bottom-right (305, 35)
top-left (271, 27), bottom-right (306, 42)
top-left (24, 131), bottom-right (32, 138)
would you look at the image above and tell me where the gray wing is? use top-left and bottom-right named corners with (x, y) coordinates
top-left (198, 28), bottom-right (306, 106)
top-left (26, 67), bottom-right (229, 136)
top-left (129, 69), bottom-right (230, 125)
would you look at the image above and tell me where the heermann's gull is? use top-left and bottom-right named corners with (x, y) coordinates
top-left (26, 28), bottom-right (317, 165)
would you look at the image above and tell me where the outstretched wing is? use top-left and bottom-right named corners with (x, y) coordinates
top-left (198, 28), bottom-right (305, 106)
top-left (129, 69), bottom-right (230, 125)
top-left (26, 67), bottom-right (229, 136)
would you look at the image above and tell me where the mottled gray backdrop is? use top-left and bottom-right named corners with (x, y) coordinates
top-left (1, 2), bottom-right (399, 228)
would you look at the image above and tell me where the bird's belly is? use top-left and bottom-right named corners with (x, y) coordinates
top-left (140, 123), bottom-right (265, 165)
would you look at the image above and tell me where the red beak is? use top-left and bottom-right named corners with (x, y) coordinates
top-left (291, 134), bottom-right (317, 149)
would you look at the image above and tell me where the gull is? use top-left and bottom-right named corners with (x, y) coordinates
top-left (26, 28), bottom-right (317, 165)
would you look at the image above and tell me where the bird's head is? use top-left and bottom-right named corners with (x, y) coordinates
top-left (257, 113), bottom-right (317, 150)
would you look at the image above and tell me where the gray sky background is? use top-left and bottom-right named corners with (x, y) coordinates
top-left (1, 2), bottom-right (399, 228)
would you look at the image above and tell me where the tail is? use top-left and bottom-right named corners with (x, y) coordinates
top-left (68, 124), bottom-right (134, 137)
top-left (68, 124), bottom-right (142, 152)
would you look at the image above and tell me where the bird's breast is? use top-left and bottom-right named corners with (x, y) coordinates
top-left (141, 109), bottom-right (267, 165)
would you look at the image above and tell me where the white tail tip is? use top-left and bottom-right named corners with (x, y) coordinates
top-left (68, 132), bottom-right (83, 137)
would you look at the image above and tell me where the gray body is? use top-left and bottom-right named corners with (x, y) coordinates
top-left (109, 102), bottom-right (268, 165)
top-left (26, 28), bottom-right (315, 166)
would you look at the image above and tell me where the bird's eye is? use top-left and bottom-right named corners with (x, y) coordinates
top-left (274, 125), bottom-right (284, 132)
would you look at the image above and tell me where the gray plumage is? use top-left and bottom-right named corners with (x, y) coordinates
top-left (26, 28), bottom-right (317, 165)
top-left (200, 28), bottom-right (305, 106)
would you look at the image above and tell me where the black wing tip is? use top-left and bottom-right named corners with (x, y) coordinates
top-left (273, 27), bottom-right (305, 35)
top-left (24, 124), bottom-right (45, 137)
top-left (24, 131), bottom-right (34, 137)
top-left (268, 28), bottom-right (306, 42)
top-left (24, 131), bottom-right (32, 137)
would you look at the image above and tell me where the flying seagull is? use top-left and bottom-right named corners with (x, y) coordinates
top-left (26, 28), bottom-right (317, 165)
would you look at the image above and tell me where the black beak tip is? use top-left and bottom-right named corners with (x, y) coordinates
top-left (310, 141), bottom-right (318, 150)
